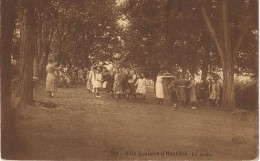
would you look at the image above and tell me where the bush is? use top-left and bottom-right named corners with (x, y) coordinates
top-left (234, 79), bottom-right (258, 111)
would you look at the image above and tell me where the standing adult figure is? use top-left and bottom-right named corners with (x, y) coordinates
top-left (156, 71), bottom-right (175, 104)
top-left (86, 68), bottom-right (92, 92)
top-left (215, 80), bottom-right (221, 107)
top-left (178, 74), bottom-right (186, 106)
top-left (128, 69), bottom-right (137, 100)
top-left (209, 79), bottom-right (216, 106)
top-left (94, 68), bottom-right (103, 97)
top-left (46, 58), bottom-right (57, 97)
top-left (185, 77), bottom-right (191, 106)
top-left (113, 68), bottom-right (123, 101)
top-left (107, 71), bottom-right (115, 98)
top-left (186, 76), bottom-right (197, 109)
top-left (90, 67), bottom-right (96, 93)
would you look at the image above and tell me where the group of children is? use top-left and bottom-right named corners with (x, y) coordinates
top-left (53, 64), bottom-right (222, 108)
top-left (162, 73), bottom-right (222, 109)
top-left (55, 65), bottom-right (88, 88)
top-left (85, 66), bottom-right (147, 101)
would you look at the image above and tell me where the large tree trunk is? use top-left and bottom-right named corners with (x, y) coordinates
top-left (200, 0), bottom-right (252, 110)
top-left (221, 0), bottom-right (235, 110)
top-left (1, 0), bottom-right (17, 158)
top-left (222, 63), bottom-right (235, 110)
top-left (200, 0), bottom-right (235, 110)
top-left (2, 0), bottom-right (16, 112)
top-left (16, 2), bottom-right (37, 106)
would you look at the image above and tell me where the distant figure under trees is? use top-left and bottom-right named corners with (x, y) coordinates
top-left (45, 58), bottom-right (57, 97)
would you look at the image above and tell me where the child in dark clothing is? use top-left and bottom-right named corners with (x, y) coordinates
top-left (168, 79), bottom-right (178, 109)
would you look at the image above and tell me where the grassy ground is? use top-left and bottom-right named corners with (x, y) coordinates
top-left (8, 81), bottom-right (258, 160)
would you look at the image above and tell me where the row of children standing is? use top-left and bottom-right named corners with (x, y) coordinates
top-left (157, 71), bottom-right (222, 109)
top-left (86, 67), bottom-right (147, 101)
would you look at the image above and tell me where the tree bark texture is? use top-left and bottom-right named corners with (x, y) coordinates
top-left (16, 3), bottom-right (37, 106)
top-left (1, 0), bottom-right (17, 158)
top-left (201, 51), bottom-right (209, 83)
top-left (39, 29), bottom-right (54, 78)
top-left (200, 0), bottom-right (244, 110)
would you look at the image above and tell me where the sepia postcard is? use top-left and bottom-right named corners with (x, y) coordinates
top-left (1, 0), bottom-right (258, 160)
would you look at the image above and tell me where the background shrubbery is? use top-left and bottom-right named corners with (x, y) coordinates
top-left (235, 79), bottom-right (258, 111)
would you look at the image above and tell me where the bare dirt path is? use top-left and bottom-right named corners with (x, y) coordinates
top-left (10, 81), bottom-right (258, 160)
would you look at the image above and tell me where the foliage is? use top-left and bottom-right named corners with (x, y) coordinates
top-left (12, 0), bottom-right (123, 68)
top-left (119, 0), bottom-right (220, 79)
top-left (9, 0), bottom-right (258, 108)
top-left (49, 0), bottom-right (122, 67)
top-left (234, 79), bottom-right (258, 110)
top-left (119, 0), bottom-right (258, 109)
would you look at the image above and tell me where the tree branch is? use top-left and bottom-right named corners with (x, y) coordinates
top-left (222, 0), bottom-right (231, 61)
top-left (233, 12), bottom-right (252, 58)
top-left (200, 0), bottom-right (224, 66)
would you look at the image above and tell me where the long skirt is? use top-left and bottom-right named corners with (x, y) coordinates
top-left (179, 87), bottom-right (186, 102)
top-left (190, 88), bottom-right (197, 102)
top-left (185, 88), bottom-right (191, 103)
top-left (46, 81), bottom-right (57, 92)
top-left (46, 73), bottom-right (57, 92)
top-left (209, 91), bottom-right (216, 100)
top-left (103, 81), bottom-right (107, 88)
top-left (113, 80), bottom-right (123, 94)
top-left (170, 90), bottom-right (178, 103)
top-left (156, 82), bottom-right (164, 98)
top-left (136, 86), bottom-right (146, 94)
top-left (129, 83), bottom-right (136, 94)
top-left (107, 80), bottom-right (114, 92)
top-left (94, 80), bottom-right (103, 88)
top-left (86, 80), bottom-right (92, 90)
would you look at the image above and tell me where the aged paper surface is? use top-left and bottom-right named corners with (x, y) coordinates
top-left (1, 0), bottom-right (258, 160)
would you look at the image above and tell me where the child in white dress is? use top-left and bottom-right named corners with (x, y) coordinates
top-left (135, 74), bottom-right (146, 101)
top-left (95, 69), bottom-right (103, 97)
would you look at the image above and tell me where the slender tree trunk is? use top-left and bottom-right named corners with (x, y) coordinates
top-left (33, 38), bottom-right (39, 77)
top-left (190, 53), bottom-right (197, 77)
top-left (33, 57), bottom-right (39, 77)
top-left (152, 75), bottom-right (157, 93)
top-left (33, 20), bottom-right (43, 78)
top-left (16, 3), bottom-right (37, 106)
top-left (39, 43), bottom-right (51, 78)
top-left (201, 51), bottom-right (210, 83)
top-left (57, 37), bottom-right (63, 66)
top-left (39, 29), bottom-right (54, 78)
top-left (2, 0), bottom-right (17, 158)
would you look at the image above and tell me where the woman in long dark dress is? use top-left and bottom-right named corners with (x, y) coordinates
top-left (113, 68), bottom-right (123, 101)
top-left (127, 70), bottom-right (137, 101)
top-left (106, 71), bottom-right (115, 98)
top-left (178, 75), bottom-right (186, 106)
